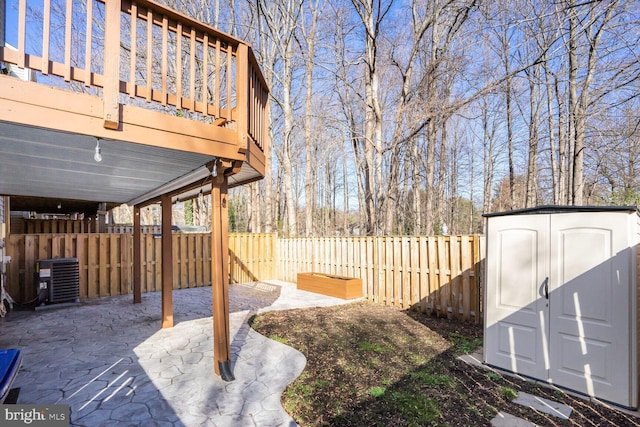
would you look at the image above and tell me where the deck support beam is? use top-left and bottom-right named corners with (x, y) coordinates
top-left (161, 194), bottom-right (173, 328)
top-left (211, 170), bottom-right (234, 381)
top-left (236, 44), bottom-right (248, 153)
top-left (103, 0), bottom-right (121, 129)
top-left (133, 204), bottom-right (142, 304)
top-left (0, 0), bottom-right (5, 48)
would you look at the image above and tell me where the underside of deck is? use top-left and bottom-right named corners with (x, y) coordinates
top-left (0, 76), bottom-right (265, 207)
top-left (0, 0), bottom-right (270, 381)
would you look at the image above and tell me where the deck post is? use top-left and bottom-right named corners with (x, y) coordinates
top-left (161, 194), bottom-right (173, 328)
top-left (0, 0), bottom-right (5, 48)
top-left (133, 204), bottom-right (141, 304)
top-left (103, 0), bottom-right (121, 130)
top-left (211, 171), bottom-right (234, 381)
top-left (236, 44), bottom-right (249, 153)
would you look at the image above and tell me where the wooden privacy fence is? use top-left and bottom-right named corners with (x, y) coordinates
top-left (228, 233), bottom-right (277, 283)
top-left (5, 233), bottom-right (483, 322)
top-left (278, 236), bottom-right (484, 323)
top-left (5, 233), bottom-right (276, 303)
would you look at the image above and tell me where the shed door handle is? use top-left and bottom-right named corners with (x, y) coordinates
top-left (542, 277), bottom-right (549, 299)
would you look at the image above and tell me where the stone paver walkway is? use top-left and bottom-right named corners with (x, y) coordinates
top-left (513, 391), bottom-right (572, 420)
top-left (0, 281), bottom-right (356, 426)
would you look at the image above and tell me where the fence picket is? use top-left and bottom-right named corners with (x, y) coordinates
top-left (110, 235), bottom-right (119, 296)
top-left (450, 236), bottom-right (460, 319)
top-left (418, 237), bottom-right (427, 312)
top-left (99, 234), bottom-right (108, 297)
top-left (87, 235), bottom-right (97, 298)
top-left (461, 236), bottom-right (471, 321)
top-left (410, 237), bottom-right (419, 308)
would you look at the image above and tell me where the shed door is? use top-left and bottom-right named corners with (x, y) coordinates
top-left (484, 214), bottom-right (550, 379)
top-left (549, 212), bottom-right (632, 406)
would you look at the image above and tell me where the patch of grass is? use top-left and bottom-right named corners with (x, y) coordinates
top-left (408, 353), bottom-right (429, 365)
top-left (269, 334), bottom-right (289, 344)
top-left (486, 371), bottom-right (502, 381)
top-left (409, 370), bottom-right (454, 387)
top-left (314, 379), bottom-right (332, 389)
top-left (282, 373), bottom-right (313, 414)
top-left (357, 341), bottom-right (387, 353)
top-left (499, 386), bottom-right (518, 401)
top-left (366, 356), bottom-right (381, 369)
top-left (389, 391), bottom-right (441, 425)
top-left (449, 332), bottom-right (482, 354)
top-left (248, 315), bottom-right (260, 329)
top-left (368, 386), bottom-right (386, 397)
top-left (554, 389), bottom-right (566, 399)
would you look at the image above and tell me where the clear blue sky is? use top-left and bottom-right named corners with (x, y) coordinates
top-left (4, 1), bottom-right (19, 47)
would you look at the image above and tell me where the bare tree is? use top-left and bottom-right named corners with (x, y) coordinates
top-left (524, 63), bottom-right (542, 208)
top-left (300, 0), bottom-right (323, 236)
top-left (564, 0), bottom-right (619, 205)
top-left (256, 0), bottom-right (304, 236)
top-left (349, 0), bottom-right (393, 234)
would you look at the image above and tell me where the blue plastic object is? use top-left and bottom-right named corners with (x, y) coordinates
top-left (0, 349), bottom-right (22, 403)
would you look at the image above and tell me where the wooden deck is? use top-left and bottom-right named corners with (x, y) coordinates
top-left (0, 0), bottom-right (269, 195)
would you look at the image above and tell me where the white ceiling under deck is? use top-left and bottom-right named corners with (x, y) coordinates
top-left (0, 121), bottom-right (260, 213)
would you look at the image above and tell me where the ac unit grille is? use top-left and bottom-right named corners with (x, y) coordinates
top-left (37, 258), bottom-right (79, 304)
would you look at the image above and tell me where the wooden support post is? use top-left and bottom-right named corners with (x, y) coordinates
top-left (235, 44), bottom-right (249, 153)
top-left (161, 195), bottom-right (173, 328)
top-left (0, 0), bottom-right (5, 48)
top-left (211, 173), bottom-right (234, 381)
top-left (133, 204), bottom-right (141, 304)
top-left (103, 0), bottom-right (121, 129)
top-left (97, 202), bottom-right (108, 233)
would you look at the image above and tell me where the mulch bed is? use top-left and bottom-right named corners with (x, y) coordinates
top-left (251, 300), bottom-right (640, 426)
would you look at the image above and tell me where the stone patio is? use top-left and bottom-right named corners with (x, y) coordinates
top-left (0, 281), bottom-right (357, 426)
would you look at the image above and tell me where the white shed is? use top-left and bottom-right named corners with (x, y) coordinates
top-left (483, 206), bottom-right (639, 408)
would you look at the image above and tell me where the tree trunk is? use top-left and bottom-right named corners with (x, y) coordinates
top-left (412, 138), bottom-right (422, 234)
top-left (505, 74), bottom-right (515, 209)
top-left (525, 65), bottom-right (540, 208)
top-left (351, 0), bottom-right (386, 235)
top-left (302, 1), bottom-right (319, 236)
top-left (555, 76), bottom-right (568, 205)
top-left (425, 119), bottom-right (437, 234)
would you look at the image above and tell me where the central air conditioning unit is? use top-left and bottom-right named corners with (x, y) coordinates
top-left (35, 258), bottom-right (80, 305)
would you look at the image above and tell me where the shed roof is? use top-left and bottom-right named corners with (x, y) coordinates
top-left (483, 205), bottom-right (638, 218)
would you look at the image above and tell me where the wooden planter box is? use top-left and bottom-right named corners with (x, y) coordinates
top-left (296, 272), bottom-right (363, 299)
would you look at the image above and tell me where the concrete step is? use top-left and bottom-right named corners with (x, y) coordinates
top-left (514, 391), bottom-right (572, 420)
top-left (490, 411), bottom-right (536, 427)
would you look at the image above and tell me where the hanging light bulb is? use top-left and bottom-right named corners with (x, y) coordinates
top-left (94, 139), bottom-right (102, 162)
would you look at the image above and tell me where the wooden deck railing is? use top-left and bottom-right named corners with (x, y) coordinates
top-left (5, 233), bottom-right (483, 323)
top-left (22, 219), bottom-right (99, 234)
top-left (0, 0), bottom-right (268, 153)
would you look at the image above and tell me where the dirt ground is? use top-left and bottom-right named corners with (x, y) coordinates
top-left (251, 300), bottom-right (640, 426)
